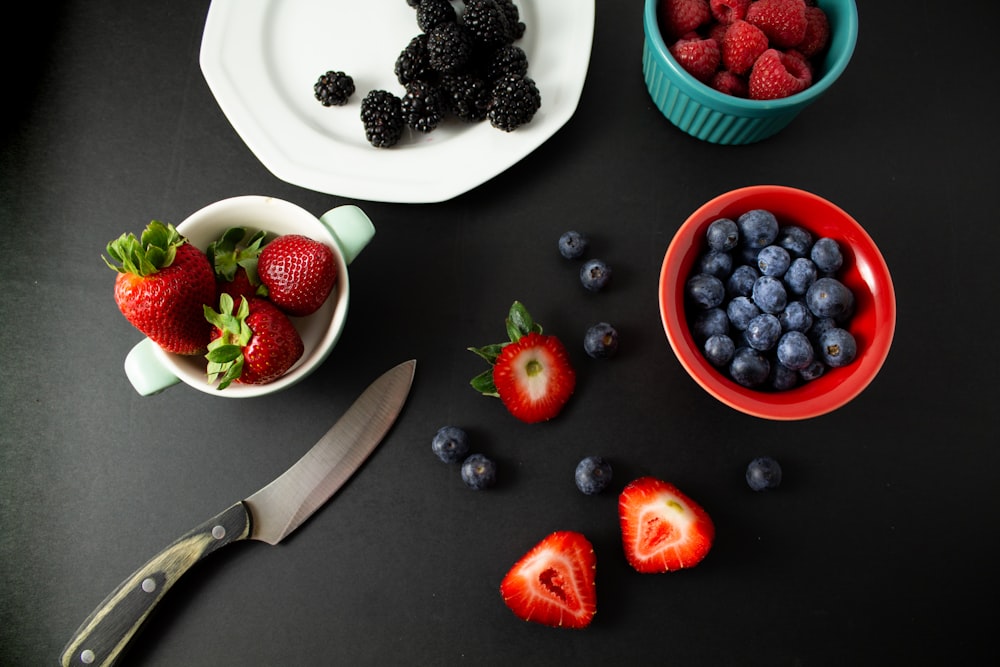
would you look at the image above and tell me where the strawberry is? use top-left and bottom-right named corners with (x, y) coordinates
top-left (207, 226), bottom-right (267, 304)
top-left (500, 531), bottom-right (597, 629)
top-left (748, 47), bottom-right (812, 99)
top-left (721, 19), bottom-right (769, 75)
top-left (619, 477), bottom-right (715, 573)
top-left (103, 221), bottom-right (216, 355)
top-left (658, 0), bottom-right (711, 39)
top-left (709, 0), bottom-right (749, 25)
top-left (204, 295), bottom-right (304, 388)
top-left (796, 5), bottom-right (830, 58)
top-left (257, 234), bottom-right (337, 317)
top-left (745, 0), bottom-right (807, 49)
top-left (669, 36), bottom-right (721, 83)
top-left (469, 301), bottom-right (576, 424)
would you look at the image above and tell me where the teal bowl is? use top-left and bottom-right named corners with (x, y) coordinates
top-left (642, 0), bottom-right (858, 145)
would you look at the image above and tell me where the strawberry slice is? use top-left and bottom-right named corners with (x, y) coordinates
top-left (500, 531), bottom-right (597, 629)
top-left (619, 477), bottom-right (715, 573)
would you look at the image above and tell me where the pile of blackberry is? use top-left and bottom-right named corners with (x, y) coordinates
top-left (315, 0), bottom-right (540, 148)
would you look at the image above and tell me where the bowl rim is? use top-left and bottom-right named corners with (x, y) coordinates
top-left (643, 0), bottom-right (859, 114)
top-left (659, 185), bottom-right (896, 420)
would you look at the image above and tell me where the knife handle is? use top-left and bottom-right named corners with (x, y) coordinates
top-left (59, 501), bottom-right (252, 667)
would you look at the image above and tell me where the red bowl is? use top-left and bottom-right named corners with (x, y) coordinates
top-left (659, 185), bottom-right (896, 420)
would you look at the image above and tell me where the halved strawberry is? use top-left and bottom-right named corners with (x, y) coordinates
top-left (619, 477), bottom-right (715, 573)
top-left (469, 302), bottom-right (576, 424)
top-left (500, 531), bottom-right (596, 629)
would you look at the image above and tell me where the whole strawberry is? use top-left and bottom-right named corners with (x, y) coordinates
top-left (469, 301), bottom-right (576, 424)
top-left (103, 221), bottom-right (216, 355)
top-left (204, 295), bottom-right (304, 388)
top-left (207, 226), bottom-right (267, 304)
top-left (257, 234), bottom-right (337, 316)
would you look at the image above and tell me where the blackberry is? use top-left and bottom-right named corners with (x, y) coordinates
top-left (401, 80), bottom-right (445, 133)
top-left (462, 0), bottom-right (513, 49)
top-left (395, 34), bottom-right (435, 86)
top-left (440, 72), bottom-right (490, 121)
top-left (484, 44), bottom-right (528, 83)
top-left (360, 90), bottom-right (404, 148)
top-left (427, 21), bottom-right (475, 74)
top-left (496, 0), bottom-right (525, 40)
top-left (416, 0), bottom-right (456, 32)
top-left (313, 70), bottom-right (355, 107)
top-left (487, 74), bottom-right (540, 131)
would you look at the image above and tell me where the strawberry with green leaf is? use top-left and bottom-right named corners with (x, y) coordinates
top-left (469, 302), bottom-right (576, 424)
top-left (206, 226), bottom-right (268, 304)
top-left (103, 221), bottom-right (216, 355)
top-left (203, 294), bottom-right (304, 389)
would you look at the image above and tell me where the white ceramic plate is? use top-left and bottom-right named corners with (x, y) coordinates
top-left (199, 0), bottom-right (594, 204)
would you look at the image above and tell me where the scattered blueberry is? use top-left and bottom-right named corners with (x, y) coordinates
top-left (746, 456), bottom-right (782, 491)
top-left (737, 209), bottom-right (779, 249)
top-left (461, 454), bottom-right (496, 490)
top-left (706, 217), bottom-right (739, 252)
top-left (817, 327), bottom-right (857, 367)
top-left (810, 237), bottom-right (844, 273)
top-left (584, 322), bottom-right (619, 358)
top-left (574, 456), bottom-right (613, 495)
top-left (558, 230), bottom-right (588, 259)
top-left (686, 273), bottom-right (725, 309)
top-left (431, 425), bottom-right (470, 464)
top-left (580, 258), bottom-right (611, 292)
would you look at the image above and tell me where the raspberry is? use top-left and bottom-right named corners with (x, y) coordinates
top-left (711, 69), bottom-right (748, 97)
top-left (748, 48), bottom-right (812, 100)
top-left (746, 0), bottom-right (807, 49)
top-left (721, 19), bottom-right (769, 75)
top-left (797, 6), bottom-right (830, 58)
top-left (669, 36), bottom-right (721, 83)
top-left (659, 0), bottom-right (711, 39)
top-left (709, 0), bottom-right (750, 25)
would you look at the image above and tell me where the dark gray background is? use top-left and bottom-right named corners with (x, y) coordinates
top-left (3, 2), bottom-right (998, 665)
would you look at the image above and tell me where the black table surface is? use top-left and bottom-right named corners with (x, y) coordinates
top-left (3, 2), bottom-right (998, 665)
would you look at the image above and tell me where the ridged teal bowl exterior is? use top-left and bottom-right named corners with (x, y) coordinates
top-left (643, 0), bottom-right (858, 145)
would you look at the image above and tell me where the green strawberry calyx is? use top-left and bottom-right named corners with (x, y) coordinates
top-left (207, 226), bottom-right (268, 293)
top-left (203, 293), bottom-right (253, 390)
top-left (467, 300), bottom-right (543, 397)
top-left (102, 220), bottom-right (185, 276)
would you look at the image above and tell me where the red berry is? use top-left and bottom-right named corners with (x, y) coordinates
top-left (258, 234), bottom-right (337, 317)
top-left (797, 5), bottom-right (830, 58)
top-left (709, 0), bottom-right (750, 25)
top-left (721, 19), bottom-right (769, 75)
top-left (669, 36), bottom-right (721, 83)
top-left (748, 48), bottom-right (812, 100)
top-left (746, 0), bottom-right (807, 49)
top-left (711, 69), bottom-right (748, 97)
top-left (492, 332), bottom-right (576, 424)
top-left (659, 0), bottom-right (711, 39)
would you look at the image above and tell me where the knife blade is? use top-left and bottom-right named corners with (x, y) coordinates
top-left (59, 359), bottom-right (416, 667)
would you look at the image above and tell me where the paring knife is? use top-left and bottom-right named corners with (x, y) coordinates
top-left (60, 359), bottom-right (417, 667)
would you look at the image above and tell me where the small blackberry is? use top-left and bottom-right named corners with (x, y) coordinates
top-left (484, 44), bottom-right (528, 83)
top-left (462, 0), bottom-right (513, 49)
top-left (360, 90), bottom-right (404, 148)
top-left (416, 0), bottom-right (457, 32)
top-left (313, 70), bottom-right (355, 107)
top-left (487, 74), bottom-right (540, 131)
top-left (440, 72), bottom-right (490, 122)
top-left (497, 0), bottom-right (525, 40)
top-left (402, 80), bottom-right (445, 133)
top-left (427, 21), bottom-right (475, 74)
top-left (395, 34), bottom-right (436, 86)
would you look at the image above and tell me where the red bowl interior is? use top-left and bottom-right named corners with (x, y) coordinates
top-left (659, 185), bottom-right (896, 420)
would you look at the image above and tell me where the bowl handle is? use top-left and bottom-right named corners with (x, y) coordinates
top-left (124, 337), bottom-right (181, 395)
top-left (319, 205), bottom-right (375, 265)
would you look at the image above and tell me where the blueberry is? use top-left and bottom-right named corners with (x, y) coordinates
top-left (806, 277), bottom-right (854, 320)
top-left (584, 322), bottom-right (619, 358)
top-left (737, 244), bottom-right (761, 267)
top-left (751, 275), bottom-right (787, 314)
top-left (704, 334), bottom-right (735, 367)
top-left (778, 300), bottom-right (813, 332)
top-left (431, 425), bottom-right (470, 463)
top-left (726, 264), bottom-right (759, 298)
top-left (784, 257), bottom-right (818, 296)
top-left (769, 361), bottom-right (800, 391)
top-left (799, 359), bottom-right (827, 382)
top-left (698, 251), bottom-right (733, 278)
top-left (746, 456), bottom-right (782, 491)
top-left (729, 347), bottom-right (770, 387)
top-left (693, 308), bottom-right (729, 341)
top-left (756, 245), bottom-right (790, 277)
top-left (686, 273), bottom-right (725, 309)
top-left (776, 331), bottom-right (814, 370)
top-left (807, 316), bottom-right (838, 344)
top-left (737, 209), bottom-right (779, 249)
top-left (726, 296), bottom-right (760, 331)
top-left (706, 217), bottom-right (739, 251)
top-left (745, 313), bottom-right (781, 351)
top-left (580, 258), bottom-right (611, 292)
top-left (818, 327), bottom-right (857, 367)
top-left (811, 237), bottom-right (844, 273)
top-left (461, 453), bottom-right (496, 490)
top-left (574, 456), bottom-right (613, 495)
top-left (776, 225), bottom-right (813, 258)
top-left (558, 230), bottom-right (588, 259)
